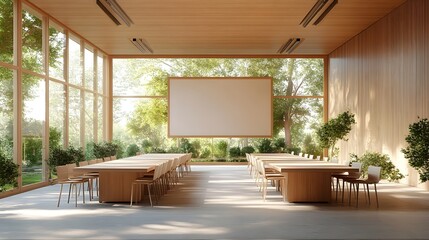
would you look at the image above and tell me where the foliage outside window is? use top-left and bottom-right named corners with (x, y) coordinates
top-left (112, 58), bottom-right (324, 160)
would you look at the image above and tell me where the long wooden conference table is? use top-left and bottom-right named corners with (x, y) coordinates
top-left (251, 153), bottom-right (358, 203)
top-left (75, 153), bottom-right (191, 203)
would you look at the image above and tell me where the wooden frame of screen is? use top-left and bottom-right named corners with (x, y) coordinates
top-left (168, 77), bottom-right (273, 138)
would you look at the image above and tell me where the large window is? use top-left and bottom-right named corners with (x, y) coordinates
top-left (0, 0), bottom-right (14, 64)
top-left (112, 58), bottom-right (324, 160)
top-left (0, 1), bottom-right (107, 193)
top-left (22, 74), bottom-right (45, 185)
top-left (22, 6), bottom-right (44, 74)
top-left (49, 22), bottom-right (66, 81)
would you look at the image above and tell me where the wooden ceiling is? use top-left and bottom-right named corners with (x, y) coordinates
top-left (28, 0), bottom-right (407, 56)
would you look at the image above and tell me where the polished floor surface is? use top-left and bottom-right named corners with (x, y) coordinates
top-left (1, 165), bottom-right (429, 239)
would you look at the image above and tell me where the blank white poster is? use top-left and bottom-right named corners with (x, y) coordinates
top-left (168, 77), bottom-right (272, 137)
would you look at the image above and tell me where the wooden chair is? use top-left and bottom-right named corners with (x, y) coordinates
top-left (110, 155), bottom-right (117, 160)
top-left (56, 165), bottom-right (87, 207)
top-left (130, 162), bottom-right (164, 207)
top-left (66, 163), bottom-right (94, 200)
top-left (256, 159), bottom-right (285, 201)
top-left (332, 162), bottom-right (362, 202)
top-left (96, 158), bottom-right (104, 163)
top-left (345, 166), bottom-right (381, 208)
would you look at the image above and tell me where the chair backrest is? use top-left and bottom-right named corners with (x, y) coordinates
top-left (298, 152), bottom-right (303, 157)
top-left (290, 151), bottom-right (295, 155)
top-left (103, 156), bottom-right (111, 162)
top-left (56, 165), bottom-right (69, 181)
top-left (66, 163), bottom-right (78, 178)
top-left (348, 162), bottom-right (363, 178)
top-left (110, 155), bottom-right (117, 160)
top-left (88, 159), bottom-right (97, 165)
top-left (330, 157), bottom-right (339, 163)
top-left (79, 161), bottom-right (88, 167)
top-left (323, 157), bottom-right (329, 161)
top-left (367, 166), bottom-right (381, 183)
top-left (309, 154), bottom-right (314, 159)
top-left (304, 153), bottom-right (309, 158)
top-left (96, 158), bottom-right (103, 163)
top-left (316, 156), bottom-right (321, 161)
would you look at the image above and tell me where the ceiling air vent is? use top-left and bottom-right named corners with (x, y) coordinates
top-left (277, 38), bottom-right (302, 54)
top-left (300, 0), bottom-right (338, 27)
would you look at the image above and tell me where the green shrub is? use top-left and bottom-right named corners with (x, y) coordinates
top-left (257, 139), bottom-right (273, 153)
top-left (93, 141), bottom-right (120, 158)
top-left (241, 146), bottom-right (255, 156)
top-left (167, 146), bottom-right (181, 153)
top-left (0, 153), bottom-right (19, 192)
top-left (141, 139), bottom-right (152, 153)
top-left (200, 148), bottom-right (211, 158)
top-left (350, 152), bottom-right (404, 182)
top-left (214, 140), bottom-right (228, 158)
top-left (229, 147), bottom-right (241, 158)
top-left (126, 143), bottom-right (140, 157)
top-left (151, 147), bottom-right (166, 153)
top-left (272, 138), bottom-right (286, 153)
top-left (23, 137), bottom-right (42, 166)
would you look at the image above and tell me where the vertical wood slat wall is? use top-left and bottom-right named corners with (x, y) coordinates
top-left (328, 0), bottom-right (429, 188)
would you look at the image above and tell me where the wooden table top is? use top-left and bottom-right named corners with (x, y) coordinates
top-left (75, 159), bottom-right (169, 173)
top-left (268, 162), bottom-right (359, 173)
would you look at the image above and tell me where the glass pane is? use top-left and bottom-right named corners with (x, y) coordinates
top-left (113, 59), bottom-right (167, 96)
top-left (113, 98), bottom-right (168, 150)
top-left (0, 0), bottom-right (14, 64)
top-left (68, 37), bottom-right (82, 86)
top-left (22, 74), bottom-right (45, 186)
top-left (84, 92), bottom-right (94, 159)
top-left (0, 67), bottom-right (16, 191)
top-left (69, 87), bottom-right (81, 147)
top-left (97, 55), bottom-right (104, 94)
top-left (49, 81), bottom-right (65, 149)
top-left (273, 58), bottom-right (324, 96)
top-left (84, 46), bottom-right (94, 90)
top-left (22, 7), bottom-right (44, 74)
top-left (97, 96), bottom-right (104, 142)
top-left (49, 22), bottom-right (66, 80)
top-left (113, 58), bottom-right (324, 97)
top-left (273, 98), bottom-right (323, 155)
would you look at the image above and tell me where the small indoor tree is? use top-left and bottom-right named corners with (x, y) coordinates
top-left (316, 110), bottom-right (356, 158)
top-left (402, 117), bottom-right (429, 182)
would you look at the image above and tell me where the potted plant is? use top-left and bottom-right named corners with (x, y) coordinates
top-left (0, 153), bottom-right (19, 192)
top-left (350, 151), bottom-right (404, 182)
top-left (402, 117), bottom-right (429, 182)
top-left (316, 110), bottom-right (356, 159)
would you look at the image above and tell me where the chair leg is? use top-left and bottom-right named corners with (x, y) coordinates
top-left (374, 184), bottom-right (379, 208)
top-left (147, 184), bottom-right (153, 207)
top-left (68, 183), bottom-right (72, 204)
top-left (74, 184), bottom-right (78, 207)
top-left (355, 183), bottom-right (360, 208)
top-left (366, 183), bottom-right (371, 205)
top-left (57, 183), bottom-right (63, 207)
top-left (130, 183), bottom-right (134, 206)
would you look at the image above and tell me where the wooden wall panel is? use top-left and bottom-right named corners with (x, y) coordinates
top-left (328, 0), bottom-right (429, 189)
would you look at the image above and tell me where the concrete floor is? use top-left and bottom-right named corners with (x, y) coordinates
top-left (1, 165), bottom-right (429, 239)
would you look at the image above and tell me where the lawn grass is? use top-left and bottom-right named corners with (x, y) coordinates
top-left (22, 172), bottom-right (43, 186)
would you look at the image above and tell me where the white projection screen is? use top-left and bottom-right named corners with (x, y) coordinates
top-left (168, 77), bottom-right (272, 137)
